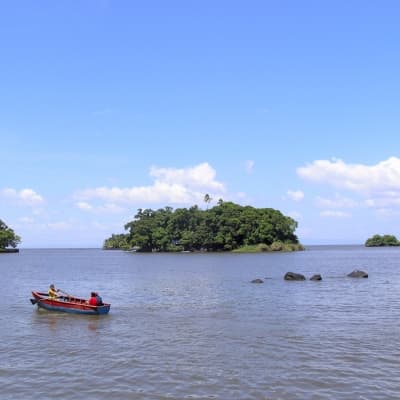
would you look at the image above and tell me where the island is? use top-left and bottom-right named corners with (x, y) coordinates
top-left (104, 200), bottom-right (304, 252)
top-left (0, 219), bottom-right (21, 253)
top-left (365, 234), bottom-right (400, 247)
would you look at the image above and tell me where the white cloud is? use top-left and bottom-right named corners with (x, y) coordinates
top-left (244, 160), bottom-right (255, 174)
top-left (365, 197), bottom-right (400, 208)
top-left (320, 210), bottom-right (351, 218)
top-left (76, 201), bottom-right (93, 211)
top-left (76, 162), bottom-right (226, 205)
top-left (297, 157), bottom-right (400, 195)
top-left (76, 201), bottom-right (126, 214)
top-left (316, 195), bottom-right (358, 209)
top-left (1, 188), bottom-right (44, 206)
top-left (298, 157), bottom-right (400, 214)
top-left (149, 163), bottom-right (225, 191)
top-left (287, 190), bottom-right (304, 202)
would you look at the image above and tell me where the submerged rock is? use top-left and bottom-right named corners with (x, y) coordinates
top-left (250, 278), bottom-right (264, 284)
top-left (310, 274), bottom-right (322, 281)
top-left (284, 272), bottom-right (306, 281)
top-left (347, 270), bottom-right (368, 278)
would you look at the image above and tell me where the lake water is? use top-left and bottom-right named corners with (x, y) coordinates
top-left (1, 246), bottom-right (399, 400)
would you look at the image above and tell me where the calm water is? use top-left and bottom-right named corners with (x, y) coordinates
top-left (1, 246), bottom-right (400, 400)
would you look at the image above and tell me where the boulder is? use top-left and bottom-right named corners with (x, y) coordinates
top-left (347, 270), bottom-right (368, 278)
top-left (250, 278), bottom-right (264, 284)
top-left (284, 272), bottom-right (306, 281)
top-left (310, 274), bottom-right (322, 281)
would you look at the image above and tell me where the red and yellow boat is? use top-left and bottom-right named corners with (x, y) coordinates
top-left (30, 291), bottom-right (111, 315)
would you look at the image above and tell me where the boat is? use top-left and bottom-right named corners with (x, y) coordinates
top-left (30, 291), bottom-right (111, 315)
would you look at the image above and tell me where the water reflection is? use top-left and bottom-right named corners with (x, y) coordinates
top-left (31, 307), bottom-right (110, 336)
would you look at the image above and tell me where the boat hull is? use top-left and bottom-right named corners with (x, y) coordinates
top-left (31, 291), bottom-right (110, 315)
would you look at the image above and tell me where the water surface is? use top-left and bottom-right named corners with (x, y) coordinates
top-left (1, 246), bottom-right (399, 399)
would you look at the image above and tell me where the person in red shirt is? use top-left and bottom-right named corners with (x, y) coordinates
top-left (88, 292), bottom-right (97, 306)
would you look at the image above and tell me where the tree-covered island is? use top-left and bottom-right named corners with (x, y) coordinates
top-left (365, 234), bottom-right (400, 247)
top-left (104, 201), bottom-right (304, 252)
top-left (0, 219), bottom-right (21, 252)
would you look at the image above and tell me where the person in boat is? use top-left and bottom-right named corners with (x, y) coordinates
top-left (48, 284), bottom-right (60, 299)
top-left (88, 291), bottom-right (104, 306)
top-left (95, 292), bottom-right (103, 306)
top-left (88, 292), bottom-right (97, 305)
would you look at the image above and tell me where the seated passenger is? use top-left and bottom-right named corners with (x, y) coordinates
top-left (95, 292), bottom-right (103, 306)
top-left (48, 284), bottom-right (60, 299)
top-left (88, 292), bottom-right (98, 306)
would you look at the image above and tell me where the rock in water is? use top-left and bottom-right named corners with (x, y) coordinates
top-left (310, 274), bottom-right (322, 281)
top-left (250, 278), bottom-right (264, 284)
top-left (347, 270), bottom-right (368, 278)
top-left (284, 272), bottom-right (306, 281)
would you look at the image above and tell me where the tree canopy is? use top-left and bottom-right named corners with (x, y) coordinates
top-left (365, 234), bottom-right (400, 247)
top-left (0, 219), bottom-right (21, 249)
top-left (103, 233), bottom-right (130, 250)
top-left (104, 201), bottom-right (302, 252)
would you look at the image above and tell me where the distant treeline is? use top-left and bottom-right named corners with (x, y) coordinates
top-left (104, 201), bottom-right (303, 252)
top-left (365, 234), bottom-right (400, 247)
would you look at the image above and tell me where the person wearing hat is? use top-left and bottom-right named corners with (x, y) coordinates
top-left (48, 284), bottom-right (60, 299)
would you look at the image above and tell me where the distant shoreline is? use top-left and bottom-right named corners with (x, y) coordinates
top-left (8, 244), bottom-right (370, 250)
top-left (0, 248), bottom-right (19, 253)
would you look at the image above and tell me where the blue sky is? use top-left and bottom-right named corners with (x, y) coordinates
top-left (1, 1), bottom-right (400, 247)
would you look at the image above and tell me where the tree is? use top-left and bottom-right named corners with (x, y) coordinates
top-left (365, 234), bottom-right (400, 247)
top-left (204, 193), bottom-right (212, 209)
top-left (103, 233), bottom-right (130, 250)
top-left (0, 220), bottom-right (21, 249)
top-left (105, 202), bottom-right (301, 252)
top-left (124, 208), bottom-right (158, 252)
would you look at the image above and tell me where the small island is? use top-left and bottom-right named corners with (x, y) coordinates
top-left (104, 200), bottom-right (304, 253)
top-left (0, 219), bottom-right (21, 253)
top-left (365, 234), bottom-right (400, 247)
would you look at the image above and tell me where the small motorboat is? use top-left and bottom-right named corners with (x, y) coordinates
top-left (30, 291), bottom-right (111, 315)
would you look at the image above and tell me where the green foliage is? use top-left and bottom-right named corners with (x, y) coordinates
top-left (233, 242), bottom-right (305, 253)
top-left (0, 219), bottom-right (21, 249)
top-left (232, 244), bottom-right (269, 253)
top-left (103, 233), bottom-right (130, 250)
top-left (105, 201), bottom-right (302, 252)
top-left (365, 234), bottom-right (400, 247)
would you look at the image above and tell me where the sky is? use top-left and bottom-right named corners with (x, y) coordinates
top-left (1, 1), bottom-right (400, 247)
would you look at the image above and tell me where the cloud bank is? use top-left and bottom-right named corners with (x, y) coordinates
top-left (1, 188), bottom-right (44, 206)
top-left (75, 162), bottom-right (226, 209)
top-left (297, 157), bottom-right (400, 217)
top-left (297, 157), bottom-right (400, 195)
